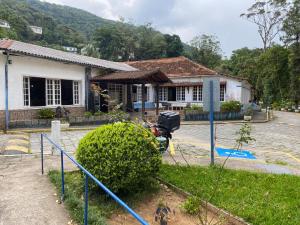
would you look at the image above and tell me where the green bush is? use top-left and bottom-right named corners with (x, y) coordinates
top-left (185, 104), bottom-right (203, 112)
top-left (76, 122), bottom-right (161, 193)
top-left (38, 108), bottom-right (55, 119)
top-left (84, 111), bottom-right (93, 117)
top-left (93, 111), bottom-right (104, 116)
top-left (221, 101), bottom-right (241, 112)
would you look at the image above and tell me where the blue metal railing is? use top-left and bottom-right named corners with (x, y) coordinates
top-left (40, 133), bottom-right (148, 225)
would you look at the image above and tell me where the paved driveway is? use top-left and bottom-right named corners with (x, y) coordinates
top-left (28, 111), bottom-right (300, 172)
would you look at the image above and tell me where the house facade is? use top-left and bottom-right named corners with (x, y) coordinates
top-left (0, 39), bottom-right (135, 129)
top-left (108, 57), bottom-right (252, 110)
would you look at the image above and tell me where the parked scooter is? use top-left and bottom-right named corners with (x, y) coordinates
top-left (143, 111), bottom-right (180, 152)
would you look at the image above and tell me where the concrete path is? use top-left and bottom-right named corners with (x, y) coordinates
top-left (0, 156), bottom-right (75, 225)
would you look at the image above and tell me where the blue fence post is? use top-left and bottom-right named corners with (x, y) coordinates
top-left (60, 151), bottom-right (65, 201)
top-left (209, 80), bottom-right (215, 166)
top-left (41, 134), bottom-right (44, 175)
top-left (84, 174), bottom-right (88, 225)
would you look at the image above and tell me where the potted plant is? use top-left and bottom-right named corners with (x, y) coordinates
top-left (54, 107), bottom-right (70, 129)
top-left (244, 107), bottom-right (253, 121)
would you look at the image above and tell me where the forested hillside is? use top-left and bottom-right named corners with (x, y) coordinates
top-left (0, 0), bottom-right (186, 57)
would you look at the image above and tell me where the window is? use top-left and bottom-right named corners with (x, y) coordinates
top-left (73, 81), bottom-right (80, 105)
top-left (29, 77), bottom-right (46, 106)
top-left (108, 83), bottom-right (123, 103)
top-left (23, 77), bottom-right (30, 106)
top-left (135, 85), bottom-right (149, 102)
top-left (220, 84), bottom-right (226, 101)
top-left (176, 86), bottom-right (185, 101)
top-left (159, 87), bottom-right (168, 101)
top-left (193, 86), bottom-right (203, 102)
top-left (46, 79), bottom-right (61, 106)
top-left (23, 77), bottom-right (80, 107)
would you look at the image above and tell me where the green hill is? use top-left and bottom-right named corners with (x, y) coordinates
top-left (0, 0), bottom-right (189, 59)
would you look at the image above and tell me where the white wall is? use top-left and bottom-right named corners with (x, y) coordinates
top-left (0, 54), bottom-right (5, 110)
top-left (0, 53), bottom-right (86, 110)
top-left (147, 75), bottom-right (248, 104)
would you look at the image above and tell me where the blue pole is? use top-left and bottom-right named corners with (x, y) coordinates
top-left (60, 151), bottom-right (65, 201)
top-left (42, 134), bottom-right (148, 225)
top-left (41, 134), bottom-right (44, 175)
top-left (209, 81), bottom-right (215, 166)
top-left (84, 175), bottom-right (88, 225)
top-left (4, 53), bottom-right (9, 132)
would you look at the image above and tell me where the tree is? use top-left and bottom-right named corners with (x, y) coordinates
top-left (256, 45), bottom-right (290, 104)
top-left (282, 0), bottom-right (300, 45)
top-left (241, 0), bottom-right (288, 50)
top-left (189, 34), bottom-right (222, 69)
top-left (135, 23), bottom-right (167, 60)
top-left (282, 0), bottom-right (300, 105)
top-left (164, 34), bottom-right (184, 57)
top-left (81, 43), bottom-right (100, 58)
top-left (93, 24), bottom-right (126, 61)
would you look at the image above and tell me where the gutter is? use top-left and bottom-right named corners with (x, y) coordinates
top-left (4, 51), bottom-right (9, 132)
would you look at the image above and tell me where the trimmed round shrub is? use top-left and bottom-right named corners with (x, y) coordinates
top-left (76, 122), bottom-right (161, 193)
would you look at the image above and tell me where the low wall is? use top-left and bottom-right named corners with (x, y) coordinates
top-left (0, 107), bottom-right (85, 129)
top-left (185, 110), bottom-right (243, 121)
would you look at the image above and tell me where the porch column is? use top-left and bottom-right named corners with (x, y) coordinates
top-left (126, 84), bottom-right (133, 112)
top-left (122, 84), bottom-right (127, 111)
top-left (155, 84), bottom-right (159, 115)
top-left (141, 83), bottom-right (146, 119)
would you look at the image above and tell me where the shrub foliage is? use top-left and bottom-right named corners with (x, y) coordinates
top-left (221, 101), bottom-right (242, 112)
top-left (76, 122), bottom-right (161, 193)
top-left (38, 108), bottom-right (55, 119)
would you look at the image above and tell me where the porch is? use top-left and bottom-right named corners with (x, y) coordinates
top-left (90, 69), bottom-right (171, 119)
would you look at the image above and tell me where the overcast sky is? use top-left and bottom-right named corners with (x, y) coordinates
top-left (43, 0), bottom-right (264, 57)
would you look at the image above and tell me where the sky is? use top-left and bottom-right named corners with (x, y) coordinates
top-left (42, 0), bottom-right (263, 57)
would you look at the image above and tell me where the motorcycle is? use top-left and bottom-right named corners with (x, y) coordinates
top-left (143, 111), bottom-right (180, 153)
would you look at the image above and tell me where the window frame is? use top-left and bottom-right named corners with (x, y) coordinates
top-left (159, 87), bottom-right (168, 101)
top-left (176, 86), bottom-right (185, 102)
top-left (192, 86), bottom-right (203, 102)
top-left (46, 79), bottom-right (61, 106)
top-left (23, 76), bottom-right (30, 107)
top-left (73, 81), bottom-right (80, 105)
top-left (220, 84), bottom-right (226, 102)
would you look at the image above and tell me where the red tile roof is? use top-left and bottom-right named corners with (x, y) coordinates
top-left (126, 56), bottom-right (217, 78)
top-left (0, 39), bottom-right (136, 71)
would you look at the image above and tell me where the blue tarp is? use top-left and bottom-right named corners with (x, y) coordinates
top-left (216, 147), bottom-right (256, 159)
top-left (133, 102), bottom-right (155, 109)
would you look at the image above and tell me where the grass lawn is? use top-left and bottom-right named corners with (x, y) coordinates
top-left (48, 170), bottom-right (159, 225)
top-left (159, 164), bottom-right (300, 225)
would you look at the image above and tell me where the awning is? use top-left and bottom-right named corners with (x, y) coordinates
top-left (91, 69), bottom-right (171, 84)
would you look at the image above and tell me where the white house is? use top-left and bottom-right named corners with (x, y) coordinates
top-left (0, 20), bottom-right (10, 29)
top-left (0, 39), bottom-right (136, 129)
top-left (95, 57), bottom-right (252, 111)
top-left (29, 26), bottom-right (43, 35)
top-left (63, 46), bottom-right (78, 54)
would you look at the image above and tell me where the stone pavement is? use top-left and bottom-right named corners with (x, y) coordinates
top-left (172, 111), bottom-right (300, 169)
top-left (0, 155), bottom-right (77, 225)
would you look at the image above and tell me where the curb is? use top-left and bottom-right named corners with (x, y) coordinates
top-left (157, 177), bottom-right (251, 225)
top-left (3, 126), bottom-right (97, 134)
top-left (181, 120), bottom-right (268, 125)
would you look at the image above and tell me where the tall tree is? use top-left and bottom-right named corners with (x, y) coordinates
top-left (189, 34), bottom-right (222, 69)
top-left (241, 0), bottom-right (288, 50)
top-left (282, 0), bottom-right (300, 105)
top-left (164, 34), bottom-right (184, 57)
